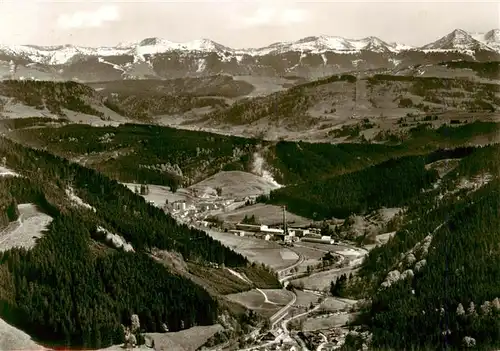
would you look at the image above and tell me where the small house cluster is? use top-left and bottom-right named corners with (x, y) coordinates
top-left (167, 198), bottom-right (237, 224)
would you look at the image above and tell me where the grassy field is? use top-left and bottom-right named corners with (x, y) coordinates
top-left (122, 183), bottom-right (192, 207)
top-left (298, 242), bottom-right (367, 259)
top-left (291, 245), bottom-right (325, 272)
top-left (232, 75), bottom-right (300, 97)
top-left (147, 324), bottom-right (223, 351)
top-left (218, 203), bottom-right (311, 226)
top-left (302, 297), bottom-right (359, 332)
top-left (226, 289), bottom-right (289, 318)
top-left (292, 245), bottom-right (326, 260)
top-left (204, 229), bottom-right (297, 270)
top-left (294, 290), bottom-right (322, 308)
top-left (95, 324), bottom-right (223, 351)
top-left (187, 264), bottom-right (253, 295)
top-left (292, 266), bottom-right (360, 292)
top-left (0, 204), bottom-right (52, 252)
top-left (188, 171), bottom-right (280, 198)
top-left (303, 313), bottom-right (352, 332)
top-left (260, 289), bottom-right (294, 305)
top-left (319, 297), bottom-right (357, 312)
top-left (290, 243), bottom-right (367, 291)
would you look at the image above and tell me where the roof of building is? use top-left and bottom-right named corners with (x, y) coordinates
top-left (261, 228), bottom-right (284, 233)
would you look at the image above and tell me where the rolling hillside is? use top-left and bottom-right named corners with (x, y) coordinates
top-left (198, 73), bottom-right (500, 137)
top-left (0, 77), bottom-right (260, 123)
top-left (1, 62), bottom-right (500, 142)
top-left (0, 136), bottom-right (279, 349)
top-left (341, 144), bottom-right (500, 350)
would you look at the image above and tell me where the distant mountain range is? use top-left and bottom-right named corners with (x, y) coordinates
top-left (1, 28), bottom-right (499, 82)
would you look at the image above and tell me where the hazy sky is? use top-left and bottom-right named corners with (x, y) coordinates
top-left (1, 1), bottom-right (499, 48)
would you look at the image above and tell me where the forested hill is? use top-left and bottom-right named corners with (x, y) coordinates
top-left (0, 136), bottom-right (272, 349)
top-left (11, 122), bottom-right (412, 189)
top-left (262, 148), bottom-right (477, 220)
top-left (264, 155), bottom-right (440, 220)
top-left (12, 121), bottom-right (500, 192)
top-left (1, 137), bottom-right (247, 262)
top-left (341, 144), bottom-right (500, 351)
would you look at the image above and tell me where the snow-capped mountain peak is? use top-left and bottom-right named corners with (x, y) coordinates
top-left (421, 28), bottom-right (492, 52)
top-left (177, 38), bottom-right (231, 52)
top-left (249, 34), bottom-right (405, 55)
top-left (356, 36), bottom-right (394, 52)
top-left (125, 37), bottom-right (232, 59)
top-left (138, 37), bottom-right (172, 47)
top-left (1, 29), bottom-right (500, 69)
top-left (471, 29), bottom-right (500, 51)
top-left (388, 42), bottom-right (414, 51)
top-left (130, 37), bottom-right (229, 52)
top-left (483, 29), bottom-right (500, 43)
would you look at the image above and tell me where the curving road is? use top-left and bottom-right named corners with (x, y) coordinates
top-left (237, 240), bottom-right (368, 351)
top-left (277, 247), bottom-right (305, 281)
top-left (197, 224), bottom-right (368, 351)
top-left (270, 291), bottom-right (297, 328)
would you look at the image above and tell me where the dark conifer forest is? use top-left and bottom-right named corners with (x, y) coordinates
top-left (343, 144), bottom-right (500, 351)
top-left (2, 119), bottom-right (500, 350)
top-left (264, 154), bottom-right (442, 219)
top-left (0, 137), bottom-right (257, 348)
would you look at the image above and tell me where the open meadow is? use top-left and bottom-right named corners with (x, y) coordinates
top-left (293, 290), bottom-right (322, 308)
top-left (204, 229), bottom-right (298, 270)
top-left (290, 245), bottom-right (325, 272)
top-left (291, 266), bottom-right (361, 292)
top-left (122, 183), bottom-right (192, 207)
top-left (226, 289), bottom-right (293, 319)
top-left (95, 325), bottom-right (223, 351)
top-left (188, 171), bottom-right (280, 198)
top-left (0, 204), bottom-right (53, 252)
top-left (302, 313), bottom-right (352, 332)
top-left (218, 203), bottom-right (311, 226)
top-left (147, 324), bottom-right (223, 351)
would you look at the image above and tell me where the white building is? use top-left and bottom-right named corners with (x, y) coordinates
top-left (289, 228), bottom-right (310, 237)
top-left (260, 225), bottom-right (284, 235)
top-left (173, 201), bottom-right (187, 211)
top-left (302, 236), bottom-right (335, 245)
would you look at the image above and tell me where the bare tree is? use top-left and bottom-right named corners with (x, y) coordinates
top-left (131, 314), bottom-right (140, 333)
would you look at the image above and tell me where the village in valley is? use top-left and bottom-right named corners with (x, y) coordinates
top-left (123, 170), bottom-right (383, 351)
top-left (128, 177), bottom-right (335, 248)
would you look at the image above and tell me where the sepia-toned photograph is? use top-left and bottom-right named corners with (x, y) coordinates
top-left (0, 1), bottom-right (499, 350)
